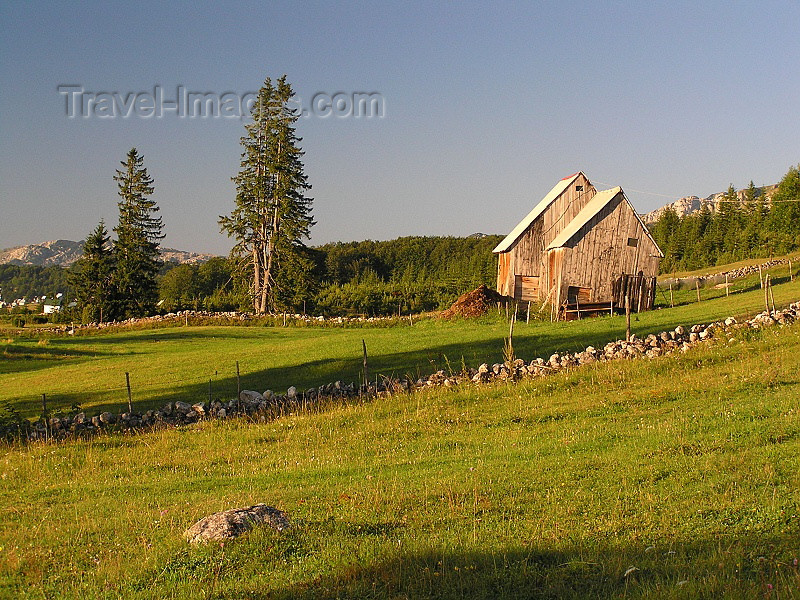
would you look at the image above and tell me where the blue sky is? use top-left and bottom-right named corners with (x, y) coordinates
top-left (1, 1), bottom-right (798, 254)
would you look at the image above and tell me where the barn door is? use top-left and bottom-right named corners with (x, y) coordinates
top-left (567, 286), bottom-right (592, 304)
top-left (514, 275), bottom-right (539, 301)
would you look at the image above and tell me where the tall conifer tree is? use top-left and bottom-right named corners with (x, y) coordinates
top-left (70, 220), bottom-right (116, 323)
top-left (113, 148), bottom-right (164, 317)
top-left (219, 75), bottom-right (314, 314)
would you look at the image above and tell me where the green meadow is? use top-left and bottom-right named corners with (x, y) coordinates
top-left (1, 305), bottom-right (799, 598)
top-left (1, 262), bottom-right (799, 419)
top-left (1, 261), bottom-right (799, 598)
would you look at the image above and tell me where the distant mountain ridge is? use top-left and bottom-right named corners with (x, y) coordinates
top-left (0, 240), bottom-right (218, 267)
top-left (641, 183), bottom-right (779, 224)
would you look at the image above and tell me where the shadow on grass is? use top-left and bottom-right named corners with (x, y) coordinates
top-left (9, 326), bottom-right (598, 416)
top-left (204, 535), bottom-right (799, 600)
top-left (0, 343), bottom-right (118, 375)
top-left (10, 282), bottom-right (799, 418)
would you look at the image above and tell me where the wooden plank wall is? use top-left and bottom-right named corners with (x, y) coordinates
top-left (499, 173), bottom-right (597, 299)
top-left (496, 252), bottom-right (512, 296)
top-left (553, 191), bottom-right (661, 307)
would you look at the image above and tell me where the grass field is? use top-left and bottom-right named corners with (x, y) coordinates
top-left (1, 306), bottom-right (799, 598)
top-left (1, 263), bottom-right (799, 419)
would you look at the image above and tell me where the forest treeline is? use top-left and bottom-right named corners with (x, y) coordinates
top-left (156, 235), bottom-right (503, 316)
top-left (650, 164), bottom-right (800, 274)
top-left (1, 236), bottom-right (503, 318)
top-left (4, 164), bottom-right (798, 318)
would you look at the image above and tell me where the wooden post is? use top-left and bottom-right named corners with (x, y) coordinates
top-left (725, 272), bottom-right (729, 297)
top-left (790, 259), bottom-right (794, 282)
top-left (125, 372), bottom-right (132, 413)
top-left (610, 299), bottom-right (613, 316)
top-left (41, 393), bottom-right (48, 440)
top-left (637, 276), bottom-right (644, 313)
top-left (759, 265), bottom-right (763, 288)
top-left (185, 313), bottom-right (189, 327)
top-left (769, 276), bottom-right (776, 313)
top-left (764, 275), bottom-right (770, 312)
top-left (576, 297), bottom-right (581, 320)
top-left (236, 361), bottom-right (241, 411)
top-left (695, 280), bottom-right (701, 303)
top-left (526, 301), bottom-right (531, 325)
top-left (282, 312), bottom-right (286, 327)
top-left (669, 283), bottom-right (674, 308)
top-left (362, 340), bottom-right (369, 393)
top-left (625, 294), bottom-right (631, 342)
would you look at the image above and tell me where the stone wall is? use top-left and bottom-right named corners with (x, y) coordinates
top-left (7, 301), bottom-right (799, 443)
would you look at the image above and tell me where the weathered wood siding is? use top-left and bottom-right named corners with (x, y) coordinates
top-left (497, 173), bottom-right (596, 298)
top-left (551, 191), bottom-right (661, 307)
top-left (497, 252), bottom-right (513, 296)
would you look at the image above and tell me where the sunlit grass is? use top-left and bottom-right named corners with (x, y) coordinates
top-left (2, 263), bottom-right (799, 420)
top-left (1, 318), bottom-right (799, 598)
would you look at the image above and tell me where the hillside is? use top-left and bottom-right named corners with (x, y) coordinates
top-left (1, 292), bottom-right (798, 597)
top-left (0, 239), bottom-right (218, 267)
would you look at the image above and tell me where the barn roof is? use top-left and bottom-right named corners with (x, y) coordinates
top-left (545, 187), bottom-right (665, 257)
top-left (492, 172), bottom-right (583, 253)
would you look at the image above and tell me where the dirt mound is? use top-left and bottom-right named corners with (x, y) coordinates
top-left (441, 284), bottom-right (506, 319)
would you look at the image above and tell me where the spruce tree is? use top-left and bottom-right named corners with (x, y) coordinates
top-left (70, 220), bottom-right (116, 323)
top-left (113, 148), bottom-right (164, 317)
top-left (219, 75), bottom-right (314, 314)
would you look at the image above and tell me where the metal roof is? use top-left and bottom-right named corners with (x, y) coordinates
top-left (545, 186), bottom-right (665, 257)
top-left (492, 172), bottom-right (583, 253)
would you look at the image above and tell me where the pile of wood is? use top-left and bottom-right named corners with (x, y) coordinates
top-left (440, 284), bottom-right (505, 319)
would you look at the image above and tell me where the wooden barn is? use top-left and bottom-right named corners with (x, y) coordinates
top-left (493, 172), bottom-right (663, 318)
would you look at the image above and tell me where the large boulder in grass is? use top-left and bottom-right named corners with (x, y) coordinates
top-left (184, 504), bottom-right (290, 543)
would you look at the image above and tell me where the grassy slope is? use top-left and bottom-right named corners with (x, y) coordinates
top-left (1, 315), bottom-right (799, 598)
top-left (658, 252), bottom-right (799, 280)
top-left (1, 263), bottom-right (799, 418)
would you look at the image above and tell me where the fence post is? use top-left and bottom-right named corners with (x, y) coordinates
top-left (625, 294), bottom-right (631, 342)
top-left (725, 272), bottom-right (729, 297)
top-left (125, 372), bottom-right (132, 413)
top-left (41, 393), bottom-right (48, 440)
top-left (669, 283), bottom-right (674, 308)
top-left (764, 275), bottom-right (770, 312)
top-left (362, 340), bottom-right (369, 394)
top-left (236, 361), bottom-right (241, 413)
top-left (790, 259), bottom-right (794, 282)
top-left (769, 276), bottom-right (776, 313)
top-left (695, 280), bottom-right (701, 303)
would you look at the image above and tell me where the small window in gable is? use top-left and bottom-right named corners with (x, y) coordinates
top-left (627, 237), bottom-right (639, 247)
top-left (575, 185), bottom-right (583, 192)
